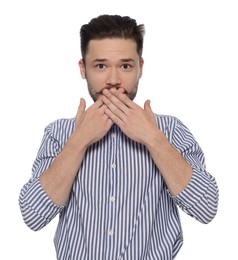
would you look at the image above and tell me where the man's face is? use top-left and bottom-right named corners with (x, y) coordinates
top-left (79, 38), bottom-right (144, 101)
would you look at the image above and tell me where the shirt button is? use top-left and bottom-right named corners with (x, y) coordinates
top-left (110, 196), bottom-right (116, 202)
top-left (111, 133), bottom-right (116, 138)
top-left (108, 229), bottom-right (113, 236)
top-left (111, 163), bottom-right (116, 169)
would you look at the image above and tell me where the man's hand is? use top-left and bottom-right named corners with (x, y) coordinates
top-left (100, 88), bottom-right (158, 145)
top-left (40, 98), bottom-right (113, 206)
top-left (101, 88), bottom-right (193, 196)
top-left (75, 98), bottom-right (113, 146)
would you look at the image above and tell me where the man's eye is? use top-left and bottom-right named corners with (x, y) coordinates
top-left (96, 64), bottom-right (105, 69)
top-left (122, 64), bottom-right (131, 69)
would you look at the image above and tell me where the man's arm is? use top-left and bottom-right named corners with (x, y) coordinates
top-left (39, 98), bottom-right (113, 206)
top-left (19, 98), bottom-right (113, 231)
top-left (143, 130), bottom-right (193, 196)
top-left (101, 88), bottom-right (192, 196)
top-left (101, 88), bottom-right (218, 223)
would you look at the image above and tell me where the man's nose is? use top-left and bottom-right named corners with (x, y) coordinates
top-left (106, 68), bottom-right (121, 87)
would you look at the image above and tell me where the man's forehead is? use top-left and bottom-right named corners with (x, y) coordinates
top-left (86, 38), bottom-right (138, 60)
top-left (88, 38), bottom-right (137, 51)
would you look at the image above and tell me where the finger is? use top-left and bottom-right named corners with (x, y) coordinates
top-left (75, 98), bottom-right (86, 126)
top-left (104, 107), bottom-right (124, 126)
top-left (93, 98), bottom-right (104, 108)
top-left (101, 94), bottom-right (127, 120)
top-left (109, 88), bottom-right (134, 108)
top-left (86, 99), bottom-right (104, 114)
top-left (98, 104), bottom-right (108, 115)
top-left (100, 110), bottom-right (114, 128)
top-left (118, 87), bottom-right (125, 94)
top-left (102, 89), bottom-right (130, 115)
top-left (144, 100), bottom-right (152, 112)
top-left (76, 98), bottom-right (86, 116)
top-left (105, 116), bottom-right (114, 128)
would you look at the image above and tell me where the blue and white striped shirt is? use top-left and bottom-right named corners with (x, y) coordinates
top-left (19, 114), bottom-right (218, 259)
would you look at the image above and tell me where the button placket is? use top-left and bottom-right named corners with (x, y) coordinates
top-left (108, 130), bottom-right (117, 238)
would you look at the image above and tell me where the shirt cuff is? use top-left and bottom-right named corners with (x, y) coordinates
top-left (23, 178), bottom-right (64, 220)
top-left (171, 167), bottom-right (211, 209)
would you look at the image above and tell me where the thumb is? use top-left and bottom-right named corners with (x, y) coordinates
top-left (144, 99), bottom-right (152, 112)
top-left (76, 98), bottom-right (86, 118)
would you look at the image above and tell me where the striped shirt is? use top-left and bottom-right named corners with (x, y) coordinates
top-left (19, 114), bottom-right (218, 259)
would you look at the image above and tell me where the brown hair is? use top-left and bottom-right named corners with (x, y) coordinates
top-left (80, 14), bottom-right (145, 62)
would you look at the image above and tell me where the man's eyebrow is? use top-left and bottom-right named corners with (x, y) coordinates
top-left (92, 58), bottom-right (107, 63)
top-left (92, 58), bottom-right (136, 63)
top-left (120, 58), bottom-right (135, 62)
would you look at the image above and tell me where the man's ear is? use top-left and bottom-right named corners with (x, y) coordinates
top-left (78, 59), bottom-right (86, 79)
top-left (139, 57), bottom-right (144, 78)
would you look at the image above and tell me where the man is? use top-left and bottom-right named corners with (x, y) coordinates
top-left (19, 15), bottom-right (219, 259)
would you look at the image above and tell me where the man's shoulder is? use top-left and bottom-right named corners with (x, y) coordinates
top-left (153, 114), bottom-right (188, 136)
top-left (154, 114), bottom-right (179, 126)
top-left (47, 117), bottom-right (75, 128)
top-left (45, 118), bottom-right (75, 137)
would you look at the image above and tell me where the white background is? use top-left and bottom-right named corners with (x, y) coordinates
top-left (0, 0), bottom-right (237, 259)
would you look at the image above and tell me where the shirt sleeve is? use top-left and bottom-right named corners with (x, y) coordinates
top-left (171, 119), bottom-right (219, 224)
top-left (19, 123), bottom-right (64, 231)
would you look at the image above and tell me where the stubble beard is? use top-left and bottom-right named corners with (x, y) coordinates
top-left (86, 80), bottom-right (139, 102)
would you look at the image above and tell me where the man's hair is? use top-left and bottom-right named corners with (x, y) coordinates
top-left (80, 14), bottom-right (145, 62)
